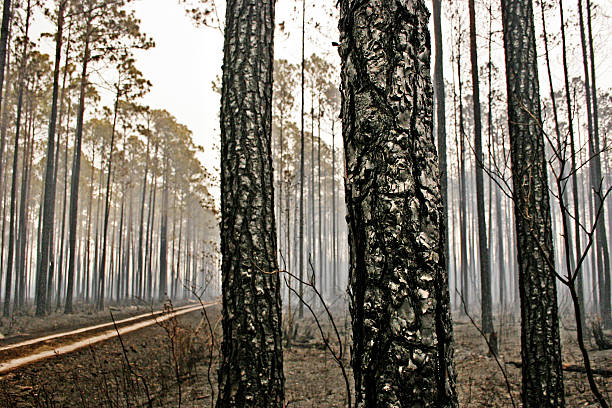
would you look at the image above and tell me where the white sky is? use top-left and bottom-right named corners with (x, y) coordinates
top-left (127, 0), bottom-right (341, 174)
top-left (131, 0), bottom-right (225, 171)
top-left (30, 0), bottom-right (612, 177)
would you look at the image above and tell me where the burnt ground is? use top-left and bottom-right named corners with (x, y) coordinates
top-left (0, 307), bottom-right (610, 407)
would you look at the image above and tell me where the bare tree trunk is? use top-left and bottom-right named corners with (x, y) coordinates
top-left (500, 0), bottom-right (565, 404)
top-left (56, 68), bottom-right (72, 307)
top-left (433, 0), bottom-right (448, 288)
top-left (137, 133), bottom-right (150, 299)
top-left (584, 0), bottom-right (611, 328)
top-left (97, 93), bottom-right (119, 310)
top-left (37, 0), bottom-right (67, 315)
top-left (339, 1), bottom-right (458, 405)
top-left (64, 14), bottom-right (91, 314)
top-left (17, 100), bottom-right (35, 309)
top-left (0, 0), bottom-right (12, 156)
top-left (457, 41), bottom-right (469, 315)
top-left (145, 155), bottom-right (157, 301)
top-left (468, 0), bottom-right (493, 333)
top-left (331, 121), bottom-right (337, 294)
top-left (0, 0), bottom-right (13, 230)
top-left (216, 0), bottom-right (284, 404)
top-left (159, 145), bottom-right (168, 300)
top-left (3, 0), bottom-right (30, 316)
top-left (298, 0), bottom-right (305, 319)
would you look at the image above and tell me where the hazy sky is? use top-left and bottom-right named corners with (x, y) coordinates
top-left (28, 0), bottom-right (611, 175)
top-left (130, 0), bottom-right (225, 169)
top-left (127, 0), bottom-right (340, 172)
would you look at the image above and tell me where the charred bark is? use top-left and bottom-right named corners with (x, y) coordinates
top-left (339, 1), bottom-right (457, 406)
top-left (216, 0), bottom-right (284, 406)
top-left (500, 0), bottom-right (565, 405)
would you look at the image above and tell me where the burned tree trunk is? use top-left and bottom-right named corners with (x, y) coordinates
top-left (468, 0), bottom-right (493, 334)
top-left (338, 0), bottom-right (457, 406)
top-left (500, 0), bottom-right (565, 405)
top-left (216, 0), bottom-right (284, 406)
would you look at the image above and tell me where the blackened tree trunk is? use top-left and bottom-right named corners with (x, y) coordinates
top-left (0, 0), bottom-right (13, 202)
top-left (145, 161), bottom-right (157, 301)
top-left (468, 0), bottom-right (492, 334)
top-left (500, 0), bottom-right (565, 405)
top-left (338, 1), bottom-right (457, 406)
top-left (137, 133), bottom-right (150, 298)
top-left (65, 16), bottom-right (91, 314)
top-left (432, 0), bottom-right (447, 281)
top-left (298, 0), bottom-right (305, 319)
top-left (3, 0), bottom-right (30, 317)
top-left (56, 84), bottom-right (71, 309)
top-left (16, 104), bottom-right (34, 309)
top-left (159, 147), bottom-right (168, 300)
top-left (97, 93), bottom-right (119, 311)
top-left (216, 0), bottom-right (284, 406)
top-left (331, 121), bottom-right (337, 293)
top-left (36, 0), bottom-right (66, 316)
top-left (0, 0), bottom-right (11, 125)
top-left (558, 0), bottom-right (585, 333)
top-left (457, 45), bottom-right (469, 315)
top-left (584, 0), bottom-right (611, 328)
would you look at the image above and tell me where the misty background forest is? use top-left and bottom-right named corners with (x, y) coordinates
top-left (0, 0), bottom-right (610, 406)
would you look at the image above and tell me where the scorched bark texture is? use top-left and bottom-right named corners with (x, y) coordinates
top-left (338, 1), bottom-right (457, 406)
top-left (216, 0), bottom-right (284, 406)
top-left (500, 0), bottom-right (565, 406)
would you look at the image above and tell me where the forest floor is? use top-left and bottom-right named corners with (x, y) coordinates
top-left (0, 305), bottom-right (610, 407)
top-left (0, 300), bottom-right (181, 346)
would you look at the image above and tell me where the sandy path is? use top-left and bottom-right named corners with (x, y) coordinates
top-left (0, 302), bottom-right (216, 375)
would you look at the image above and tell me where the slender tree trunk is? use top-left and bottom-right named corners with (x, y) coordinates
top-left (583, 0), bottom-right (611, 328)
top-left (97, 93), bottom-right (119, 311)
top-left (159, 147), bottom-right (168, 300)
top-left (500, 0), bottom-right (565, 404)
top-left (36, 0), bottom-right (66, 316)
top-left (17, 101), bottom-right (35, 308)
top-left (331, 121), bottom-right (337, 294)
top-left (0, 0), bottom-right (12, 134)
top-left (468, 0), bottom-right (493, 334)
top-left (457, 43), bottom-right (469, 315)
top-left (433, 0), bottom-right (448, 287)
top-left (0, 0), bottom-right (13, 224)
top-left (56, 70), bottom-right (71, 307)
top-left (317, 99), bottom-right (322, 296)
top-left (496, 187), bottom-right (505, 309)
top-left (310, 95), bottom-right (315, 284)
top-left (298, 0), bottom-right (305, 319)
top-left (339, 1), bottom-right (458, 405)
top-left (175, 208), bottom-right (182, 299)
top-left (137, 134), bottom-right (150, 299)
top-left (3, 0), bottom-right (30, 316)
top-left (64, 15), bottom-right (91, 314)
top-left (216, 0), bottom-right (284, 405)
top-left (145, 158), bottom-right (157, 301)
